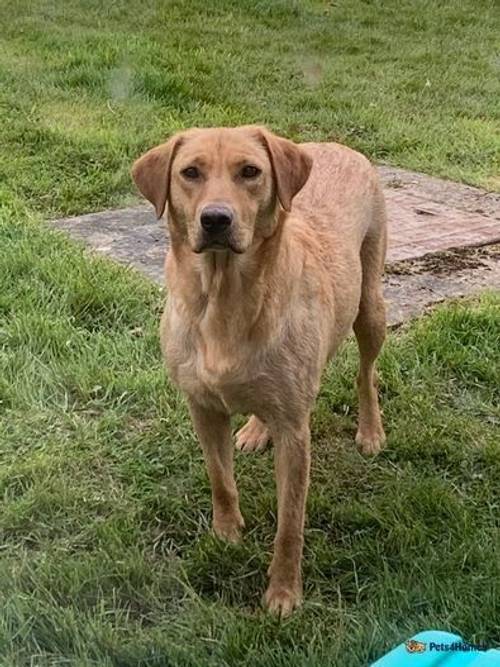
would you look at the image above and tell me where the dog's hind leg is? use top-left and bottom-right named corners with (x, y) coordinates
top-left (235, 415), bottom-right (270, 453)
top-left (353, 199), bottom-right (387, 455)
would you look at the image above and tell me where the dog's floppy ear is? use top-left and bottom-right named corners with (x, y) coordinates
top-left (131, 134), bottom-right (183, 219)
top-left (259, 128), bottom-right (313, 211)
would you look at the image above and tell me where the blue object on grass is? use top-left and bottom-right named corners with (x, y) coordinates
top-left (370, 630), bottom-right (500, 666)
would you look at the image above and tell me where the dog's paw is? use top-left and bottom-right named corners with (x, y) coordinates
top-left (235, 416), bottom-right (270, 453)
top-left (263, 583), bottom-right (302, 617)
top-left (355, 425), bottom-right (386, 455)
top-left (213, 514), bottom-right (245, 544)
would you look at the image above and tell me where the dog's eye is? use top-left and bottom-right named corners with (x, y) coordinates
top-left (240, 165), bottom-right (261, 179)
top-left (181, 166), bottom-right (200, 180)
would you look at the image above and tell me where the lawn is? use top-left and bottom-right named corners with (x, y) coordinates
top-left (0, 1), bottom-right (499, 665)
top-left (0, 0), bottom-right (499, 219)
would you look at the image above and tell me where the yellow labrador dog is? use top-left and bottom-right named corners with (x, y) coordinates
top-left (132, 126), bottom-right (386, 616)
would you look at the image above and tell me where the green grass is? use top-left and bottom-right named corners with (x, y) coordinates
top-left (1, 202), bottom-right (499, 664)
top-left (1, 1), bottom-right (500, 664)
top-left (0, 0), bottom-right (499, 220)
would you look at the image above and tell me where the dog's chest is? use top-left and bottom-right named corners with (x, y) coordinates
top-left (163, 307), bottom-right (262, 413)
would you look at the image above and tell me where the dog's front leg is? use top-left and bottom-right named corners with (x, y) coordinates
top-left (264, 418), bottom-right (311, 616)
top-left (188, 399), bottom-right (244, 543)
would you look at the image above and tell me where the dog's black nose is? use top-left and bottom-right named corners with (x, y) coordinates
top-left (200, 205), bottom-right (233, 233)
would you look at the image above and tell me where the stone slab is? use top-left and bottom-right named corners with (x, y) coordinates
top-left (53, 166), bottom-right (500, 282)
top-left (380, 166), bottom-right (500, 261)
top-left (52, 166), bottom-right (500, 324)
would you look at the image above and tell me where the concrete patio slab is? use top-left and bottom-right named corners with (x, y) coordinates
top-left (52, 165), bottom-right (500, 324)
top-left (379, 166), bottom-right (500, 261)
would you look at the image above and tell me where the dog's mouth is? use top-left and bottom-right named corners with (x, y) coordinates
top-left (194, 236), bottom-right (245, 254)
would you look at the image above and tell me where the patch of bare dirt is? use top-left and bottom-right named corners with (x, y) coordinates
top-left (386, 243), bottom-right (500, 277)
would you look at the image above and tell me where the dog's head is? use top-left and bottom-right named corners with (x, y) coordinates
top-left (131, 126), bottom-right (312, 254)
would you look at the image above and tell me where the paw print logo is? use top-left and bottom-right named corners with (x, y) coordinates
top-left (405, 639), bottom-right (427, 653)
